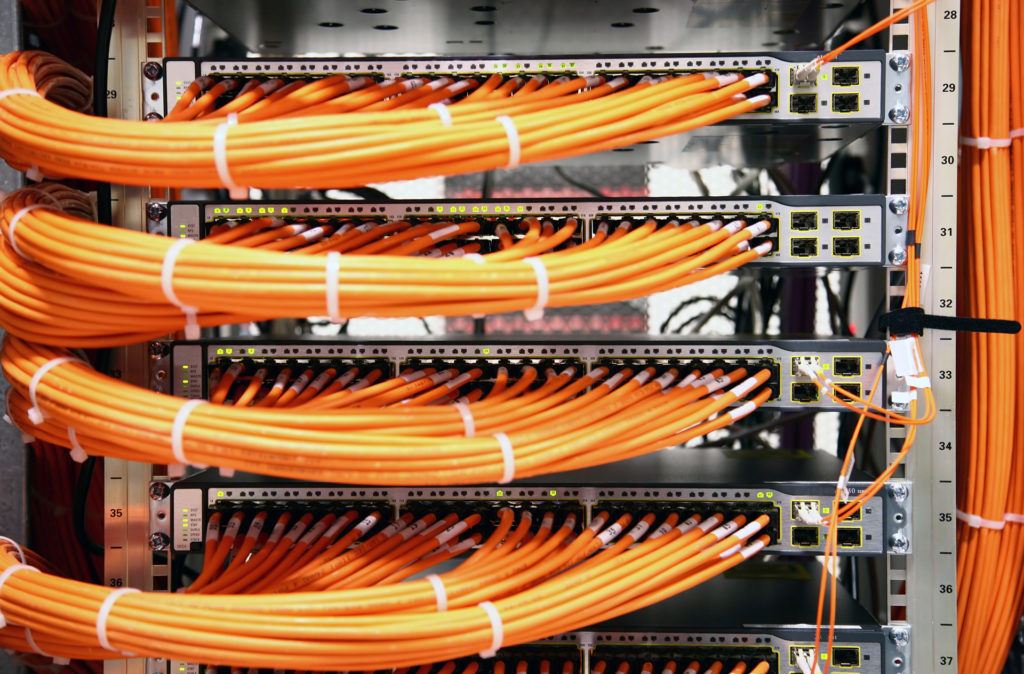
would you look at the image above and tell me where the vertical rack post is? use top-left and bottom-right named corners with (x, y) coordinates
top-left (887, 0), bottom-right (961, 671)
top-left (103, 2), bottom-right (168, 674)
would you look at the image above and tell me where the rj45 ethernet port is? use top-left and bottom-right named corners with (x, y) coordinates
top-left (791, 382), bottom-right (820, 403)
top-left (832, 66), bottom-right (860, 87)
top-left (789, 93), bottom-right (817, 114)
top-left (836, 528), bottom-right (863, 548)
top-left (790, 237), bottom-right (818, 257)
top-left (833, 210), bottom-right (861, 230)
top-left (832, 93), bottom-right (860, 113)
top-left (832, 237), bottom-right (861, 257)
top-left (791, 526), bottom-right (820, 547)
top-left (832, 357), bottom-right (861, 377)
top-left (832, 646), bottom-right (861, 668)
top-left (790, 211), bottom-right (818, 231)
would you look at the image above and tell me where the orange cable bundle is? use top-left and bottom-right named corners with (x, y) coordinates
top-left (956, 1), bottom-right (1024, 672)
top-left (0, 51), bottom-right (770, 189)
top-left (0, 187), bottom-right (774, 347)
top-left (0, 512), bottom-right (772, 667)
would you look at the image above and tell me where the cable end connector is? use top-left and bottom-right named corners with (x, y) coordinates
top-left (791, 60), bottom-right (822, 88)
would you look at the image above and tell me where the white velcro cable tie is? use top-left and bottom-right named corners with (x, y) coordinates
top-left (170, 399), bottom-right (207, 468)
top-left (0, 536), bottom-right (26, 563)
top-left (96, 587), bottom-right (141, 652)
top-left (325, 251), bottom-right (343, 323)
top-left (161, 238), bottom-right (201, 339)
top-left (960, 135), bottom-right (1012, 149)
top-left (6, 204), bottom-right (45, 260)
top-left (24, 627), bottom-right (69, 664)
top-left (492, 432), bottom-right (516, 484)
top-left (425, 574), bottom-right (448, 611)
top-left (213, 112), bottom-right (247, 199)
top-left (28, 356), bottom-right (82, 425)
top-left (454, 402), bottom-right (476, 438)
top-left (523, 257), bottom-right (549, 321)
top-left (495, 115), bottom-right (521, 168)
top-left (478, 601), bottom-right (504, 658)
top-left (66, 427), bottom-right (87, 463)
top-left (906, 375), bottom-right (931, 389)
top-left (956, 509), bottom-right (1024, 530)
top-left (429, 103), bottom-right (453, 127)
top-left (0, 88), bottom-right (41, 102)
top-left (0, 564), bottom-right (39, 628)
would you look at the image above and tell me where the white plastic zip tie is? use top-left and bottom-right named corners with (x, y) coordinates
top-left (478, 601), bottom-right (504, 658)
top-left (213, 112), bottom-right (247, 199)
top-left (66, 426), bottom-right (87, 463)
top-left (429, 103), bottom-right (453, 127)
top-left (325, 251), bottom-right (343, 323)
top-left (0, 88), bottom-right (41, 102)
top-left (960, 135), bottom-right (1012, 149)
top-left (28, 356), bottom-right (81, 425)
top-left (0, 537), bottom-right (25, 564)
top-left (493, 432), bottom-right (516, 484)
top-left (161, 238), bottom-right (201, 339)
top-left (906, 375), bottom-right (932, 389)
top-left (96, 588), bottom-right (140, 652)
top-left (170, 399), bottom-right (206, 467)
top-left (464, 253), bottom-right (486, 265)
top-left (888, 335), bottom-right (924, 378)
top-left (522, 257), bottom-right (550, 321)
top-left (495, 115), bottom-right (521, 168)
top-left (426, 574), bottom-right (448, 611)
top-left (0, 564), bottom-right (39, 628)
top-left (6, 204), bottom-right (45, 260)
top-left (24, 627), bottom-right (69, 664)
top-left (454, 402), bottom-right (475, 437)
top-left (956, 509), bottom-right (1024, 530)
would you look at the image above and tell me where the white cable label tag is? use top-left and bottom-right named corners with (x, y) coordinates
top-left (888, 336), bottom-right (924, 378)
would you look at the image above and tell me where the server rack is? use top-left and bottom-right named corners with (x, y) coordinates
top-left (97, 2), bottom-right (961, 674)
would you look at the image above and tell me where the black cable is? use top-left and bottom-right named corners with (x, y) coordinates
top-left (348, 186), bottom-right (392, 201)
top-left (481, 170), bottom-right (495, 199)
top-left (658, 296), bottom-right (721, 333)
top-left (420, 318), bottom-right (433, 335)
top-left (693, 409), bottom-right (817, 448)
top-left (94, 0), bottom-right (117, 226)
top-left (553, 166), bottom-right (605, 198)
top-left (73, 458), bottom-right (104, 558)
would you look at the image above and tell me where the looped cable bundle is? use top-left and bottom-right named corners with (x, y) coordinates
top-left (0, 51), bottom-right (771, 189)
top-left (0, 188), bottom-right (774, 347)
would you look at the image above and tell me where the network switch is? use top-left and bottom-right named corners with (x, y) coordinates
top-left (153, 337), bottom-right (888, 411)
top-left (147, 50), bottom-right (906, 166)
top-left (148, 195), bottom-right (904, 268)
top-left (158, 450), bottom-right (908, 558)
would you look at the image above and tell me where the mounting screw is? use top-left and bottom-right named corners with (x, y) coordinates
top-left (889, 532), bottom-right (910, 553)
top-left (889, 626), bottom-right (910, 649)
top-left (149, 481), bottom-right (170, 501)
top-left (143, 61), bottom-right (164, 81)
top-left (888, 482), bottom-right (910, 503)
top-left (149, 341), bottom-right (168, 359)
top-left (146, 202), bottom-right (168, 222)
top-left (144, 112), bottom-right (164, 122)
top-left (888, 247), bottom-right (908, 265)
top-left (889, 196), bottom-right (909, 215)
top-left (889, 53), bottom-right (911, 73)
top-left (149, 532), bottom-right (170, 551)
top-left (888, 104), bottom-right (910, 124)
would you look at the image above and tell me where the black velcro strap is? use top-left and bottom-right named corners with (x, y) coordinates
top-left (880, 307), bottom-right (1021, 336)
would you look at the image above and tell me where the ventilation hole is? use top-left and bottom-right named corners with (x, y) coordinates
top-left (470, 4), bottom-right (496, 10)
top-left (611, 21), bottom-right (635, 28)
top-left (646, 45), bottom-right (664, 50)
top-left (317, 21), bottom-right (343, 27)
top-left (825, 2), bottom-right (844, 7)
top-left (761, 41), bottom-right (779, 47)
top-left (773, 28), bottom-right (796, 35)
top-left (475, 19), bottom-right (495, 25)
top-left (374, 24), bottom-right (398, 30)
top-left (633, 6), bottom-right (659, 12)
top-left (360, 7), bottom-right (387, 13)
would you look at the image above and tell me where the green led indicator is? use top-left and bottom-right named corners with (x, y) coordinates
top-left (182, 364), bottom-right (189, 369)
top-left (482, 348), bottom-right (491, 355)
top-left (225, 348), bottom-right (233, 354)
top-left (182, 379), bottom-right (189, 384)
top-left (549, 490), bottom-right (557, 497)
top-left (216, 490), bottom-right (225, 497)
top-left (496, 489), bottom-right (504, 497)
